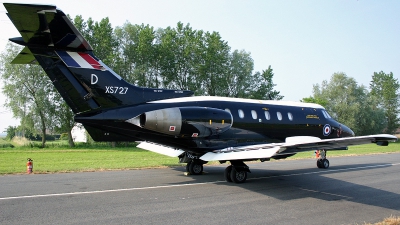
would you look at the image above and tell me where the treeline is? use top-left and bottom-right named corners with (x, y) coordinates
top-left (0, 16), bottom-right (283, 147)
top-left (302, 72), bottom-right (400, 136)
top-left (74, 17), bottom-right (283, 99)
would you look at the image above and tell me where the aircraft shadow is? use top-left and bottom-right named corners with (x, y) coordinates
top-left (170, 162), bottom-right (400, 211)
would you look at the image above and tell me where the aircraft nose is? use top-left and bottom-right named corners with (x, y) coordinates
top-left (341, 124), bottom-right (355, 137)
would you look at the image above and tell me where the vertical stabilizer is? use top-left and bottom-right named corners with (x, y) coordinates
top-left (4, 3), bottom-right (193, 114)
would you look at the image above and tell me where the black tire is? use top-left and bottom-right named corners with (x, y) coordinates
top-left (317, 159), bottom-right (322, 168)
top-left (224, 165), bottom-right (233, 182)
top-left (230, 168), bottom-right (247, 183)
top-left (189, 162), bottom-right (203, 175)
top-left (322, 159), bottom-right (330, 169)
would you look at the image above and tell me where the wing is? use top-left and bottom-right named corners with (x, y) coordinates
top-left (200, 134), bottom-right (397, 161)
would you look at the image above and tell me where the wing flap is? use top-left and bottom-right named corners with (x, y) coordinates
top-left (137, 142), bottom-right (184, 157)
top-left (200, 146), bottom-right (281, 161)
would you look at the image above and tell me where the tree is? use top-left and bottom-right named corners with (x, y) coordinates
top-left (224, 50), bottom-right (254, 98)
top-left (73, 16), bottom-right (119, 67)
top-left (198, 31), bottom-right (230, 96)
top-left (301, 96), bottom-right (328, 108)
top-left (309, 72), bottom-right (386, 135)
top-left (53, 96), bottom-right (76, 147)
top-left (248, 66), bottom-right (283, 100)
top-left (4, 126), bottom-right (17, 140)
top-left (370, 71), bottom-right (400, 134)
top-left (0, 43), bottom-right (57, 147)
top-left (158, 22), bottom-right (201, 91)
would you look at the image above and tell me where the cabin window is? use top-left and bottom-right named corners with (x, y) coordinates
top-left (251, 110), bottom-right (257, 119)
top-left (264, 111), bottom-right (270, 120)
top-left (277, 112), bottom-right (282, 121)
top-left (238, 109), bottom-right (244, 118)
top-left (288, 112), bottom-right (293, 121)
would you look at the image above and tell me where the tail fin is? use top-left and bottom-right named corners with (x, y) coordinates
top-left (4, 3), bottom-right (193, 114)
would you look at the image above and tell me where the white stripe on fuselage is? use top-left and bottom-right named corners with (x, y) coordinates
top-left (66, 51), bottom-right (92, 68)
top-left (149, 96), bottom-right (324, 109)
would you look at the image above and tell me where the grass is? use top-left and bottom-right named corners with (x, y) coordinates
top-left (0, 147), bottom-right (182, 175)
top-left (0, 138), bottom-right (399, 175)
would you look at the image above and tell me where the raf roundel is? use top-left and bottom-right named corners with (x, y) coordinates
top-left (323, 124), bottom-right (331, 136)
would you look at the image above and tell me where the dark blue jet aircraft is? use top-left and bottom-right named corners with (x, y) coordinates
top-left (4, 3), bottom-right (397, 183)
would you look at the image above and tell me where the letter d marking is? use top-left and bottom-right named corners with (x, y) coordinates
top-left (91, 74), bottom-right (98, 84)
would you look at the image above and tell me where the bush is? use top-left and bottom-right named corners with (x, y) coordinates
top-left (0, 138), bottom-right (14, 148)
top-left (60, 133), bottom-right (69, 140)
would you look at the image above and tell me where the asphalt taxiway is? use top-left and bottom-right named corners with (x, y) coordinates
top-left (1, 153), bottom-right (400, 224)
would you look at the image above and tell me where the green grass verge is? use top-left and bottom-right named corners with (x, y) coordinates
top-left (0, 148), bottom-right (181, 175)
top-left (0, 139), bottom-right (399, 175)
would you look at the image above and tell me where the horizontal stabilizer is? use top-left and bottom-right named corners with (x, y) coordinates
top-left (4, 3), bottom-right (92, 51)
top-left (11, 46), bottom-right (37, 64)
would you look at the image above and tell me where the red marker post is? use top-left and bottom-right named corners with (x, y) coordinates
top-left (27, 158), bottom-right (33, 174)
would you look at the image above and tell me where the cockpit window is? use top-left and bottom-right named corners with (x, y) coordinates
top-left (325, 111), bottom-right (332, 118)
top-left (322, 110), bottom-right (332, 118)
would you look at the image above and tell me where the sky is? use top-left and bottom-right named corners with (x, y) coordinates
top-left (0, 0), bottom-right (399, 132)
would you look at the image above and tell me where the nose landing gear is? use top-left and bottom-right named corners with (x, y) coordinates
top-left (316, 150), bottom-right (329, 169)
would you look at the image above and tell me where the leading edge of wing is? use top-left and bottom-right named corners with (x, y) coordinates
top-left (281, 134), bottom-right (398, 153)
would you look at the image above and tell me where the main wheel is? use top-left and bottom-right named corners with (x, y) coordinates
top-left (322, 159), bottom-right (329, 169)
top-left (224, 165), bottom-right (233, 182)
top-left (189, 162), bottom-right (203, 175)
top-left (230, 168), bottom-right (247, 183)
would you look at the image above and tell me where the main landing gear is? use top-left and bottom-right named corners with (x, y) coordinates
top-left (316, 150), bottom-right (329, 169)
top-left (185, 159), bottom-right (250, 183)
top-left (224, 161), bottom-right (250, 183)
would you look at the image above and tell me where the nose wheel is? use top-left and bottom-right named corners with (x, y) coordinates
top-left (317, 158), bottom-right (329, 169)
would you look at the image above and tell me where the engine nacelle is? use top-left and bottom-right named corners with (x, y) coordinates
top-left (127, 107), bottom-right (233, 137)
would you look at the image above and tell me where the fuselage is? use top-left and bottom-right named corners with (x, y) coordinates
top-left (75, 96), bottom-right (355, 155)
